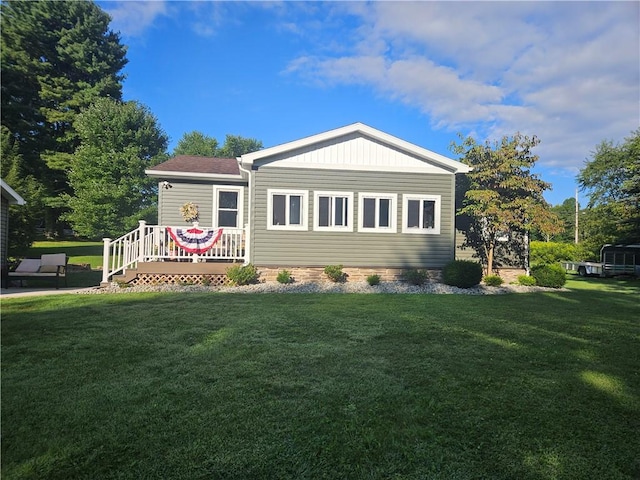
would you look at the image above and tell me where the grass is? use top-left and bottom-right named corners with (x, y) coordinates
top-left (23, 240), bottom-right (104, 268)
top-left (8, 240), bottom-right (104, 288)
top-left (2, 281), bottom-right (639, 479)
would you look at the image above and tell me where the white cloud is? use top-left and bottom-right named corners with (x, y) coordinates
top-left (103, 1), bottom-right (169, 38)
top-left (284, 1), bottom-right (640, 171)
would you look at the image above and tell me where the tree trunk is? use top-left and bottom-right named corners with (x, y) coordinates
top-left (486, 244), bottom-right (495, 276)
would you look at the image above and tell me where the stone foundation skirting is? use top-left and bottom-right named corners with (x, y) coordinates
top-left (256, 266), bottom-right (443, 284)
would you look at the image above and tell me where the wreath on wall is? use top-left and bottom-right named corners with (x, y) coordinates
top-left (180, 202), bottom-right (199, 223)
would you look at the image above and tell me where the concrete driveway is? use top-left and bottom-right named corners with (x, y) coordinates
top-left (1, 286), bottom-right (100, 298)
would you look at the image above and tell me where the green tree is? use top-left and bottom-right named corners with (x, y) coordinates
top-left (217, 134), bottom-right (262, 157)
top-left (542, 197), bottom-right (578, 243)
top-left (578, 129), bottom-right (640, 250)
top-left (62, 99), bottom-right (168, 239)
top-left (451, 133), bottom-right (562, 276)
top-left (1, 0), bottom-right (127, 234)
top-left (173, 131), bottom-right (219, 157)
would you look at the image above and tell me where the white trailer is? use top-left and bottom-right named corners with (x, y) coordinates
top-left (562, 244), bottom-right (640, 277)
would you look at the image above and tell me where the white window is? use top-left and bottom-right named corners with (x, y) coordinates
top-left (358, 193), bottom-right (397, 233)
top-left (402, 194), bottom-right (441, 234)
top-left (267, 189), bottom-right (308, 230)
top-left (213, 187), bottom-right (243, 228)
top-left (314, 191), bottom-right (354, 231)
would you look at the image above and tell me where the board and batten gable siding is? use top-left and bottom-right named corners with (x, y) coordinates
top-left (158, 181), bottom-right (248, 228)
top-left (251, 166), bottom-right (456, 268)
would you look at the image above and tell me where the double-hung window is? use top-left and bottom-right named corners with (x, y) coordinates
top-left (402, 194), bottom-right (441, 234)
top-left (314, 191), bottom-right (354, 231)
top-left (213, 187), bottom-right (243, 228)
top-left (358, 193), bottom-right (397, 233)
top-left (267, 189), bottom-right (308, 230)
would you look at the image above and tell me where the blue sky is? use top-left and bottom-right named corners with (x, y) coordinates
top-left (100, 1), bottom-right (639, 206)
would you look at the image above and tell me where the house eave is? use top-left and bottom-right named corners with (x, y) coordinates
top-left (145, 170), bottom-right (245, 182)
top-left (1, 179), bottom-right (26, 205)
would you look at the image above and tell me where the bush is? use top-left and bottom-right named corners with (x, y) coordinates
top-left (324, 265), bottom-right (346, 283)
top-left (276, 269), bottom-right (293, 284)
top-left (530, 241), bottom-right (594, 265)
top-left (517, 275), bottom-right (537, 286)
top-left (226, 264), bottom-right (259, 286)
top-left (402, 268), bottom-right (429, 285)
top-left (483, 274), bottom-right (504, 287)
top-left (366, 274), bottom-right (381, 286)
top-left (531, 264), bottom-right (566, 288)
top-left (442, 260), bottom-right (483, 288)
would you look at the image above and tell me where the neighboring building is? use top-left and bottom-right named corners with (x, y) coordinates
top-left (143, 123), bottom-right (471, 281)
top-left (1, 179), bottom-right (26, 287)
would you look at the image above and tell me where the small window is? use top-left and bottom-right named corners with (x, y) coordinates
top-left (314, 191), bottom-right (354, 231)
top-left (358, 193), bottom-right (397, 233)
top-left (267, 189), bottom-right (308, 230)
top-left (402, 195), bottom-right (441, 234)
top-left (213, 187), bottom-right (243, 229)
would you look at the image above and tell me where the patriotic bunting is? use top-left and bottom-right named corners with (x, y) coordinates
top-left (167, 226), bottom-right (224, 254)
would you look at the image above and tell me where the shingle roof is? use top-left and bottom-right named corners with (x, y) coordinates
top-left (150, 156), bottom-right (240, 176)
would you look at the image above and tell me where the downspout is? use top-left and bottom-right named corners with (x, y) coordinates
top-left (237, 157), bottom-right (252, 265)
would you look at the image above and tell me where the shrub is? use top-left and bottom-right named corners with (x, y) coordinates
top-left (531, 264), bottom-right (566, 288)
top-left (324, 265), bottom-right (346, 283)
top-left (366, 274), bottom-right (381, 286)
top-left (402, 268), bottom-right (429, 286)
top-left (226, 264), bottom-right (259, 286)
top-left (530, 241), bottom-right (594, 265)
top-left (483, 274), bottom-right (504, 287)
top-left (442, 260), bottom-right (483, 288)
top-left (201, 275), bottom-right (211, 286)
top-left (276, 269), bottom-right (293, 284)
top-left (517, 275), bottom-right (537, 286)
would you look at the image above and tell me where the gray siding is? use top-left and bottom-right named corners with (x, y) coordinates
top-left (251, 167), bottom-right (456, 268)
top-left (158, 181), bottom-right (248, 227)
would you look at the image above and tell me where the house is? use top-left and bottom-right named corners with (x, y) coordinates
top-left (1, 179), bottom-right (26, 287)
top-left (103, 123), bottom-right (473, 284)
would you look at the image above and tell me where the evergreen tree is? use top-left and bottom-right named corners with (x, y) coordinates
top-left (1, 0), bottom-right (127, 234)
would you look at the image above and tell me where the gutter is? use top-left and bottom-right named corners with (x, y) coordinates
top-left (237, 157), bottom-right (252, 265)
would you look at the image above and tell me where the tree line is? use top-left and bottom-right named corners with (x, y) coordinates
top-left (1, 0), bottom-right (637, 274)
top-left (1, 0), bottom-right (260, 249)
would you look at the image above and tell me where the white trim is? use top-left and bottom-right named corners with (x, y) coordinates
top-left (145, 169), bottom-right (244, 181)
top-left (239, 123), bottom-right (470, 174)
top-left (212, 186), bottom-right (244, 229)
top-left (313, 191), bottom-right (354, 232)
top-left (357, 192), bottom-right (398, 233)
top-left (402, 194), bottom-right (441, 235)
top-left (1, 179), bottom-right (26, 205)
top-left (267, 189), bottom-right (309, 231)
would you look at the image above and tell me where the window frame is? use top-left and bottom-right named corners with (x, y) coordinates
top-left (267, 189), bottom-right (309, 231)
top-left (212, 186), bottom-right (244, 229)
top-left (402, 194), bottom-right (441, 234)
top-left (357, 192), bottom-right (398, 233)
top-left (313, 191), bottom-right (354, 232)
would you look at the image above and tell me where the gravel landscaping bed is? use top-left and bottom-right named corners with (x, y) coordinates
top-left (87, 281), bottom-right (560, 295)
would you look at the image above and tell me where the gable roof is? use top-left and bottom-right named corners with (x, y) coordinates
top-left (145, 156), bottom-right (243, 180)
top-left (1, 179), bottom-right (26, 205)
top-left (240, 122), bottom-right (471, 174)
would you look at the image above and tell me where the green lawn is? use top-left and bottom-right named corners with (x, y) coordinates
top-left (2, 281), bottom-right (639, 479)
top-left (24, 240), bottom-right (104, 269)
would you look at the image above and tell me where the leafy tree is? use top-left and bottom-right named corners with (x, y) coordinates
top-left (1, 0), bottom-right (127, 234)
top-left (1, 127), bottom-right (44, 255)
top-left (578, 129), bottom-right (640, 250)
top-left (173, 131), bottom-right (219, 157)
top-left (217, 134), bottom-right (262, 157)
top-left (62, 98), bottom-right (168, 239)
top-left (451, 133), bottom-right (562, 276)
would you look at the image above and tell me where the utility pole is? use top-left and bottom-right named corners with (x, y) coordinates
top-left (575, 188), bottom-right (579, 244)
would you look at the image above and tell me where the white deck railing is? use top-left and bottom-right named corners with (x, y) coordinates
top-left (102, 220), bottom-right (246, 283)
